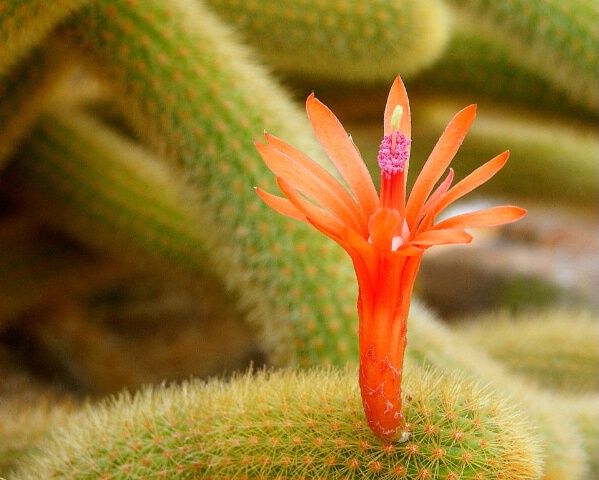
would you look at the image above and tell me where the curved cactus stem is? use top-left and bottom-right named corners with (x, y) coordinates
top-left (11, 365), bottom-right (543, 480)
top-left (0, 0), bottom-right (90, 76)
top-left (205, 0), bottom-right (451, 82)
top-left (56, 0), bottom-right (362, 367)
top-left (0, 39), bottom-right (77, 167)
top-left (10, 108), bottom-right (212, 270)
top-left (446, 0), bottom-right (599, 112)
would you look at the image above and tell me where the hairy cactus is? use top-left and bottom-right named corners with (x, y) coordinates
top-left (53, 0), bottom-right (363, 368)
top-left (447, 0), bottom-right (599, 112)
top-left (412, 22), bottom-right (596, 118)
top-left (0, 0), bottom-right (89, 76)
top-left (455, 309), bottom-right (599, 392)
top-left (205, 0), bottom-right (451, 82)
top-left (405, 302), bottom-right (592, 480)
top-left (0, 0), bottom-right (594, 478)
top-left (11, 365), bottom-right (543, 479)
top-left (0, 40), bottom-right (77, 166)
top-left (0, 397), bottom-right (75, 474)
top-left (9, 108), bottom-right (212, 271)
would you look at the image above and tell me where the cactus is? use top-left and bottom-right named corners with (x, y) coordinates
top-left (11, 364), bottom-right (543, 479)
top-left (405, 302), bottom-right (592, 480)
top-left (455, 309), bottom-right (599, 393)
top-left (51, 0), bottom-right (365, 368)
top-left (0, 40), bottom-right (77, 166)
top-left (0, 0), bottom-right (89, 76)
top-left (204, 0), bottom-right (451, 82)
top-left (446, 0), bottom-right (599, 112)
top-left (411, 22), bottom-right (596, 118)
top-left (0, 396), bottom-right (75, 474)
top-left (10, 108), bottom-right (213, 271)
top-left (0, 0), bottom-right (594, 478)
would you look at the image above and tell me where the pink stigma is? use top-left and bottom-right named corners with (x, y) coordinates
top-left (377, 132), bottom-right (410, 178)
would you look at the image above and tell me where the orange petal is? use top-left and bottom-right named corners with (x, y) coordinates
top-left (368, 208), bottom-right (400, 251)
top-left (409, 229), bottom-right (473, 246)
top-left (306, 94), bottom-right (379, 217)
top-left (340, 225), bottom-right (379, 293)
top-left (433, 206), bottom-right (527, 231)
top-left (384, 76), bottom-right (411, 142)
top-left (434, 151), bottom-right (510, 215)
top-left (264, 134), bottom-right (365, 217)
top-left (276, 176), bottom-right (347, 239)
top-left (413, 169), bottom-right (454, 233)
top-left (393, 244), bottom-right (425, 256)
top-left (264, 133), bottom-right (369, 231)
top-left (256, 141), bottom-right (366, 234)
top-left (406, 105), bottom-right (477, 228)
top-left (255, 187), bottom-right (307, 222)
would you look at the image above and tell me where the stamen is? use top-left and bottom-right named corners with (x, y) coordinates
top-left (377, 131), bottom-right (410, 178)
top-left (390, 106), bottom-right (403, 154)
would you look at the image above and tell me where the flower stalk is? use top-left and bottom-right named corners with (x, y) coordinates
top-left (255, 75), bottom-right (525, 441)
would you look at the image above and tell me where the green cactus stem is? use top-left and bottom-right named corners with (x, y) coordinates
top-left (455, 309), bottom-right (599, 393)
top-left (0, 0), bottom-right (89, 76)
top-left (204, 0), bottom-right (451, 82)
top-left (56, 0), bottom-right (363, 368)
top-left (0, 40), bottom-right (77, 167)
top-left (411, 22), bottom-right (596, 118)
top-left (447, 0), bottom-right (599, 112)
top-left (405, 301), bottom-right (591, 480)
top-left (11, 365), bottom-right (543, 479)
top-left (9, 108), bottom-right (213, 271)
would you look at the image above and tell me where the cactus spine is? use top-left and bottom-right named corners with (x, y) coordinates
top-left (11, 365), bottom-right (543, 479)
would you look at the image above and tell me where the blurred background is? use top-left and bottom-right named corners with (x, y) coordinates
top-left (0, 0), bottom-right (597, 472)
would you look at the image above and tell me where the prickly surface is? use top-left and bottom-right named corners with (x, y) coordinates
top-left (205, 0), bottom-right (451, 82)
top-left (58, 0), bottom-right (362, 367)
top-left (455, 309), bottom-right (599, 392)
top-left (447, 0), bottom-right (599, 111)
top-left (9, 109), bottom-right (212, 270)
top-left (12, 365), bottom-right (543, 480)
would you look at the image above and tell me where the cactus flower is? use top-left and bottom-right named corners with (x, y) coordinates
top-left (255, 76), bottom-right (526, 441)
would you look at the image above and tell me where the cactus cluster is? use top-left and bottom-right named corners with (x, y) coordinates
top-left (0, 0), bottom-right (597, 478)
top-left (12, 364), bottom-right (542, 480)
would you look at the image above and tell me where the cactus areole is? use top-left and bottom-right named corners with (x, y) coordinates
top-left (255, 75), bottom-right (526, 441)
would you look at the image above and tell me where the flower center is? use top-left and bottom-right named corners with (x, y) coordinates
top-left (377, 131), bottom-right (410, 178)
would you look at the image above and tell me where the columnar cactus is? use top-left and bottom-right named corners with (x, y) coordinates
top-left (11, 365), bottom-right (543, 479)
top-left (57, 0), bottom-right (363, 368)
top-left (11, 109), bottom-right (212, 270)
top-left (446, 0), bottom-right (599, 111)
top-left (455, 309), bottom-right (599, 392)
top-left (204, 0), bottom-right (451, 82)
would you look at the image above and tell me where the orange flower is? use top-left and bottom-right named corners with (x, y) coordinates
top-left (255, 76), bottom-right (525, 441)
